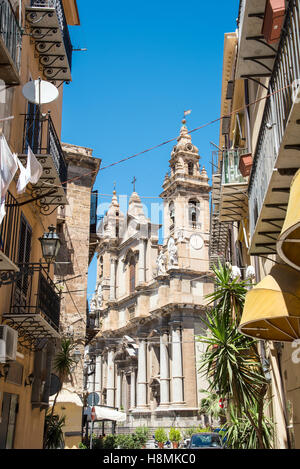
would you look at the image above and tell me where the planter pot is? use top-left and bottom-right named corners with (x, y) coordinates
top-left (239, 153), bottom-right (253, 177)
top-left (262, 0), bottom-right (285, 44)
top-left (158, 442), bottom-right (164, 449)
top-left (172, 442), bottom-right (179, 449)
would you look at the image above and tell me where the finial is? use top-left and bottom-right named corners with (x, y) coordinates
top-left (182, 119), bottom-right (186, 125)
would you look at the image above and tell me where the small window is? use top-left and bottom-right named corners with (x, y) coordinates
top-left (188, 162), bottom-right (194, 176)
top-left (188, 199), bottom-right (200, 229)
top-left (129, 256), bottom-right (136, 293)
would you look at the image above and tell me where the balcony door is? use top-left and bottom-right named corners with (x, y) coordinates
top-left (0, 393), bottom-right (19, 449)
top-left (14, 214), bottom-right (32, 313)
top-left (25, 101), bottom-right (41, 153)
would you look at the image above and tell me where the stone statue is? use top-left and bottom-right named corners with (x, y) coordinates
top-left (176, 229), bottom-right (185, 243)
top-left (231, 265), bottom-right (241, 280)
top-left (90, 295), bottom-right (97, 313)
top-left (168, 237), bottom-right (178, 268)
top-left (156, 251), bottom-right (166, 275)
top-left (246, 265), bottom-right (256, 280)
top-left (96, 282), bottom-right (103, 309)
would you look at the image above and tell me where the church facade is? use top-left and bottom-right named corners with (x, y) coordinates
top-left (88, 122), bottom-right (214, 430)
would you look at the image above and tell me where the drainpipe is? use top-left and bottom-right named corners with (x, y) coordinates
top-left (274, 343), bottom-right (291, 449)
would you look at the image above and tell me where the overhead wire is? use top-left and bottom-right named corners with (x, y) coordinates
top-left (43, 81), bottom-right (293, 188)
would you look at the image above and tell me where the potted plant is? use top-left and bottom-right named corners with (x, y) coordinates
top-left (154, 428), bottom-right (167, 449)
top-left (239, 152), bottom-right (253, 177)
top-left (169, 427), bottom-right (181, 449)
top-left (134, 426), bottom-right (150, 449)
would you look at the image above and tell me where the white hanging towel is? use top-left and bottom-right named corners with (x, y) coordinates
top-left (0, 135), bottom-right (18, 224)
top-left (16, 146), bottom-right (43, 194)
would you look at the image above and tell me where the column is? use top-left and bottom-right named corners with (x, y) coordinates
top-left (130, 368), bottom-right (136, 409)
top-left (136, 338), bottom-right (148, 408)
top-left (159, 329), bottom-right (170, 406)
top-left (138, 238), bottom-right (146, 285)
top-left (116, 371), bottom-right (122, 410)
top-left (95, 355), bottom-right (102, 399)
top-left (110, 257), bottom-right (116, 300)
top-left (171, 322), bottom-right (184, 405)
top-left (107, 349), bottom-right (115, 407)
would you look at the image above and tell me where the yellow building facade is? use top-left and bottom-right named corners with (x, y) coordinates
top-left (211, 0), bottom-right (300, 449)
top-left (0, 0), bottom-right (80, 449)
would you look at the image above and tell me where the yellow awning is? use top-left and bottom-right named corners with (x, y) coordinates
top-left (277, 169), bottom-right (300, 271)
top-left (239, 264), bottom-right (300, 342)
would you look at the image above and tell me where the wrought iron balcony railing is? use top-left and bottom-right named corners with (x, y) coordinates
top-left (0, 0), bottom-right (22, 84)
top-left (221, 149), bottom-right (247, 186)
top-left (219, 150), bottom-right (248, 223)
top-left (26, 0), bottom-right (72, 82)
top-left (248, 0), bottom-right (300, 245)
top-left (22, 112), bottom-right (68, 190)
top-left (3, 263), bottom-right (61, 349)
top-left (0, 191), bottom-right (21, 270)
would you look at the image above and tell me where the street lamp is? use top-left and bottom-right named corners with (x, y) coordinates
top-left (39, 225), bottom-right (61, 264)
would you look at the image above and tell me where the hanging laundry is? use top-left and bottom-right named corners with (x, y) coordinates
top-left (16, 146), bottom-right (43, 194)
top-left (0, 134), bottom-right (18, 225)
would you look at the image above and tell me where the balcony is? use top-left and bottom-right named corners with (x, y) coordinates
top-left (248, 0), bottom-right (300, 255)
top-left (0, 0), bottom-right (22, 84)
top-left (209, 171), bottom-right (228, 268)
top-left (0, 191), bottom-right (21, 273)
top-left (3, 263), bottom-right (61, 350)
top-left (19, 112), bottom-right (68, 214)
top-left (236, 0), bottom-right (280, 80)
top-left (25, 0), bottom-right (72, 82)
top-left (219, 150), bottom-right (248, 223)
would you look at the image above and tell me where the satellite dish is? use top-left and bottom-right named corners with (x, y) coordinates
top-left (22, 79), bottom-right (59, 105)
top-left (49, 374), bottom-right (62, 397)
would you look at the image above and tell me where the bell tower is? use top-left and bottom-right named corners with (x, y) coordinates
top-left (160, 120), bottom-right (211, 272)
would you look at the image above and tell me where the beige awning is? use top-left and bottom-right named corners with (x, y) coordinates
top-left (277, 169), bottom-right (300, 271)
top-left (239, 264), bottom-right (300, 342)
top-left (49, 389), bottom-right (83, 407)
top-left (85, 406), bottom-right (126, 422)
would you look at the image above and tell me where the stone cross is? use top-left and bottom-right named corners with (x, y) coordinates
top-left (132, 176), bottom-right (137, 192)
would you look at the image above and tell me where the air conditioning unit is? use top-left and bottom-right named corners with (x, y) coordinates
top-left (0, 325), bottom-right (18, 363)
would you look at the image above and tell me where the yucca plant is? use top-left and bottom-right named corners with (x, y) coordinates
top-left (199, 390), bottom-right (226, 424)
top-left (223, 404), bottom-right (274, 449)
top-left (44, 413), bottom-right (66, 449)
top-left (197, 262), bottom-right (271, 449)
top-left (44, 338), bottom-right (77, 448)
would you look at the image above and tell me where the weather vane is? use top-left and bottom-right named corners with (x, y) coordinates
top-left (182, 109), bottom-right (192, 124)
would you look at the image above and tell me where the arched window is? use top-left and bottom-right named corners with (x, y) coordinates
top-left (188, 199), bottom-right (200, 229)
top-left (188, 162), bottom-right (194, 176)
top-left (129, 255), bottom-right (136, 293)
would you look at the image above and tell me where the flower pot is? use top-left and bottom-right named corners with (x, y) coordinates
top-left (239, 153), bottom-right (253, 177)
top-left (158, 442), bottom-right (164, 449)
top-left (172, 442), bottom-right (179, 449)
top-left (262, 0), bottom-right (285, 44)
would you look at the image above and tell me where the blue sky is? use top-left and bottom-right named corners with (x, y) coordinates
top-left (61, 0), bottom-right (239, 301)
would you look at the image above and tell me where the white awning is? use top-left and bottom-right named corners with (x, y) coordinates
top-left (85, 406), bottom-right (126, 422)
top-left (49, 389), bottom-right (83, 407)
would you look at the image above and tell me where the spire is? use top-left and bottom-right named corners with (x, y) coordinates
top-left (111, 189), bottom-right (119, 208)
top-left (128, 191), bottom-right (146, 220)
top-left (172, 119), bottom-right (198, 155)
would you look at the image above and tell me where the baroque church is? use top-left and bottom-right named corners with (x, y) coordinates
top-left (87, 121), bottom-right (214, 430)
